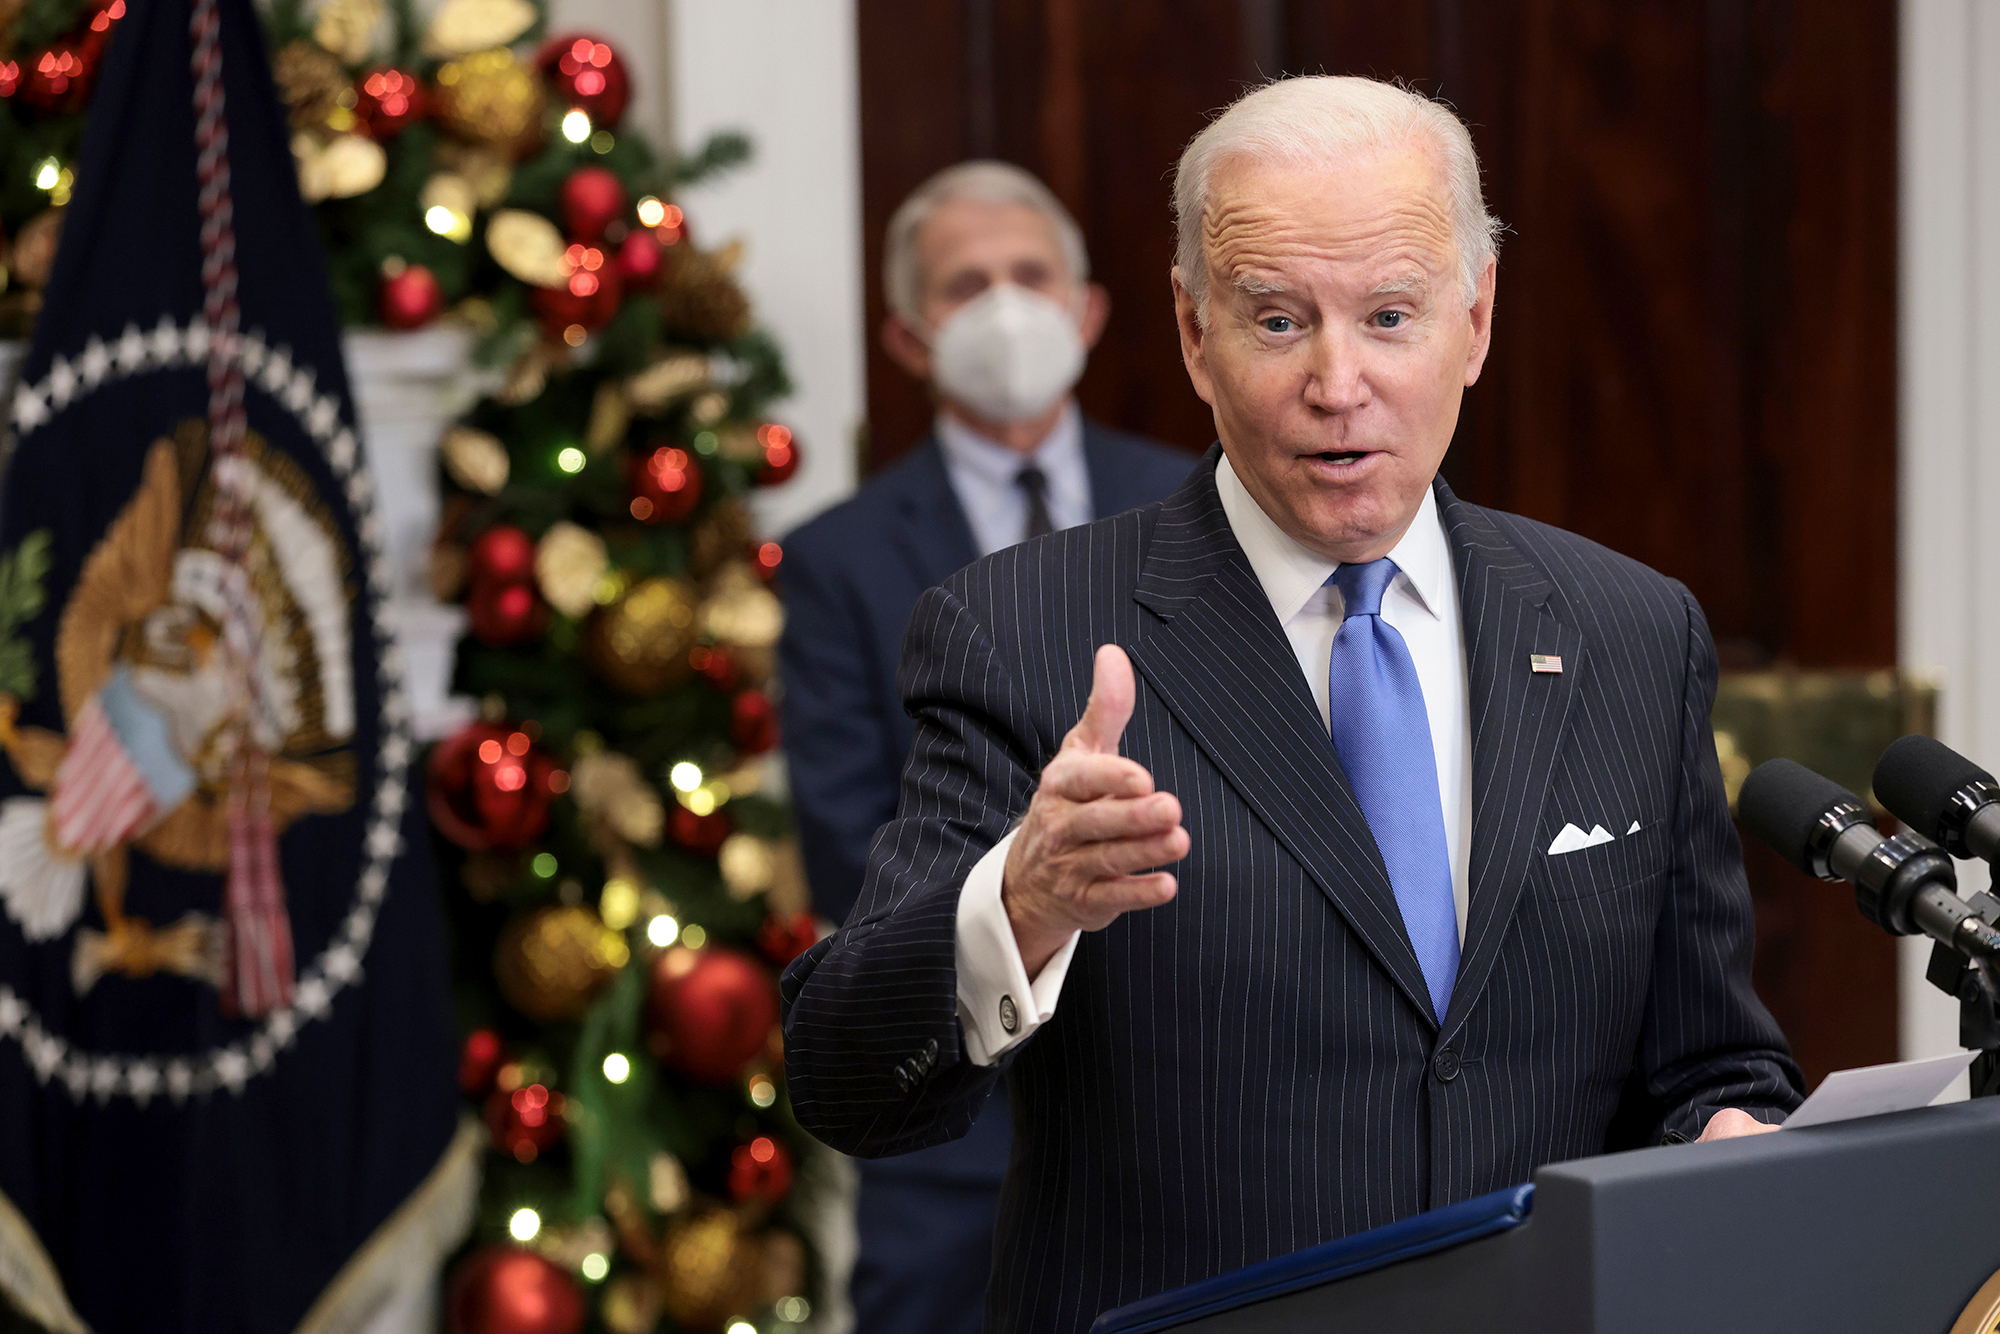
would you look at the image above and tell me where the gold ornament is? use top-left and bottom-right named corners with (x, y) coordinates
top-left (10, 209), bottom-right (63, 290)
top-left (293, 132), bottom-right (387, 202)
top-left (689, 500), bottom-right (751, 581)
top-left (273, 40), bottom-right (348, 132)
top-left (586, 382), bottom-right (631, 455)
top-left (718, 833), bottom-right (777, 901)
top-left (312, 0), bottom-right (384, 65)
top-left (657, 1211), bottom-right (763, 1332)
top-left (586, 578), bottom-right (699, 695)
top-left (699, 563), bottom-right (783, 650)
top-left (485, 208), bottom-right (570, 287)
top-left (535, 522), bottom-right (609, 619)
top-left (423, 0), bottom-right (537, 58)
top-left (600, 1275), bottom-right (663, 1334)
top-left (688, 391), bottom-right (729, 426)
top-left (569, 750), bottom-right (665, 848)
top-left (500, 344), bottom-right (553, 405)
top-left (658, 245), bottom-right (753, 342)
top-left (625, 350), bottom-right (712, 412)
top-left (494, 905), bottom-right (630, 1022)
top-left (441, 424), bottom-right (509, 495)
top-left (648, 1151), bottom-right (691, 1213)
top-left (435, 141), bottom-right (514, 209)
top-left (435, 48), bottom-right (544, 157)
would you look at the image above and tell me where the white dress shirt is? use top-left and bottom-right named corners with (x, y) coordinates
top-left (953, 453), bottom-right (1474, 1065)
top-left (935, 402), bottom-right (1093, 558)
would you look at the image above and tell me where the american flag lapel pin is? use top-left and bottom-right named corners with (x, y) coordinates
top-left (1530, 654), bottom-right (1563, 674)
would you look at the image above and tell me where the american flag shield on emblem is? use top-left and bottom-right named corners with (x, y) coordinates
top-left (0, 1), bottom-right (469, 1330)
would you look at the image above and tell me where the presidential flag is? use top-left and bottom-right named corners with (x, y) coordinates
top-left (0, 1), bottom-right (469, 1329)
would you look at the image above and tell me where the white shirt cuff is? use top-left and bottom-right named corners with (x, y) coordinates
top-left (954, 829), bottom-right (1081, 1066)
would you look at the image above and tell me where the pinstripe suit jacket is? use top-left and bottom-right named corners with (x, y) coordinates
top-left (781, 447), bottom-right (1802, 1334)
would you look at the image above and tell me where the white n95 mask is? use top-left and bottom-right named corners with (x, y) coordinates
top-left (929, 284), bottom-right (1087, 424)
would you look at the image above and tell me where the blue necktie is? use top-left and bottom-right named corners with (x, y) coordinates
top-left (1327, 559), bottom-right (1459, 1019)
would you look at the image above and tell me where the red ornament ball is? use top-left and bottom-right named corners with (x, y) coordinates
top-left (626, 445), bottom-right (703, 524)
top-left (529, 253), bottom-right (622, 340)
top-left (379, 264), bottom-right (444, 330)
top-left (559, 165), bottom-right (626, 240)
top-left (469, 525), bottom-right (536, 585)
top-left (466, 578), bottom-right (546, 647)
top-left (751, 541), bottom-right (783, 583)
top-left (690, 645), bottom-right (740, 692)
top-left (615, 226), bottom-right (662, 288)
top-left (731, 689), bottom-right (779, 754)
top-left (536, 33), bottom-right (630, 127)
top-left (355, 67), bottom-right (428, 136)
top-left (757, 911), bottom-right (819, 968)
top-left (448, 1247), bottom-right (585, 1334)
top-left (669, 805), bottom-right (731, 855)
top-left (484, 1081), bottom-right (566, 1162)
top-left (645, 946), bottom-right (780, 1086)
top-left (754, 423), bottom-right (800, 486)
top-left (728, 1135), bottom-right (795, 1205)
top-left (459, 1028), bottom-right (505, 1097)
top-left (427, 722), bottom-right (559, 851)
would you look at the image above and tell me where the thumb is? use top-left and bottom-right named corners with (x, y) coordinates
top-left (1068, 644), bottom-right (1135, 755)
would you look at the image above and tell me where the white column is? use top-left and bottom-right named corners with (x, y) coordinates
top-left (1897, 0), bottom-right (2000, 1080)
top-left (343, 327), bottom-right (479, 740)
top-left (663, 0), bottom-right (868, 538)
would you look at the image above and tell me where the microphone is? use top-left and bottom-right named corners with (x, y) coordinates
top-left (1737, 758), bottom-right (2000, 962)
top-left (1872, 734), bottom-right (2000, 865)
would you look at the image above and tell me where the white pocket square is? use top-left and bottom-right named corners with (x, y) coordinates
top-left (1547, 822), bottom-right (1615, 856)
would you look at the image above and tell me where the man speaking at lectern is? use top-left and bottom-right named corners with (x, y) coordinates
top-left (783, 76), bottom-right (1804, 1333)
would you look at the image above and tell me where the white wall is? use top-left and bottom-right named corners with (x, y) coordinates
top-left (1898, 0), bottom-right (2000, 1077)
top-left (663, 0), bottom-right (867, 538)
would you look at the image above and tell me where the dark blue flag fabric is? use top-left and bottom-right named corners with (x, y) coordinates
top-left (0, 1), bottom-right (469, 1330)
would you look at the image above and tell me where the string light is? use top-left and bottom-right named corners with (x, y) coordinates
top-left (602, 1052), bottom-right (631, 1083)
top-left (532, 852), bottom-right (558, 878)
top-left (748, 1074), bottom-right (777, 1108)
top-left (777, 1296), bottom-right (813, 1323)
top-left (727, 1323), bottom-right (756, 1334)
top-left (33, 157), bottom-right (59, 191)
top-left (556, 445), bottom-right (586, 473)
top-left (669, 762), bottom-right (702, 792)
top-left (646, 914), bottom-right (679, 947)
top-left (636, 196), bottom-right (666, 228)
top-left (599, 877), bottom-right (639, 930)
top-left (509, 1207), bottom-right (541, 1242)
top-left (581, 1252), bottom-right (609, 1281)
top-left (680, 924), bottom-right (707, 949)
top-left (561, 109), bottom-right (592, 143)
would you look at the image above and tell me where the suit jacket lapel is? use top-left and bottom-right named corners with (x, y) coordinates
top-left (1127, 454), bottom-right (1441, 1026)
top-left (1434, 480), bottom-right (1583, 1038)
top-left (890, 439), bottom-right (980, 588)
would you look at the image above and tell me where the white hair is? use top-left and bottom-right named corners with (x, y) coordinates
top-left (1173, 76), bottom-right (1501, 322)
top-left (882, 160), bottom-right (1090, 325)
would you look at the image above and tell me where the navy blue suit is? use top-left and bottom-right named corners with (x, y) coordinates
top-left (781, 450), bottom-right (1803, 1334)
top-left (778, 422), bottom-right (1192, 1333)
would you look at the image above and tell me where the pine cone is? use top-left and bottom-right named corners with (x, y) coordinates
top-left (658, 246), bottom-right (753, 343)
top-left (273, 41), bottom-right (348, 133)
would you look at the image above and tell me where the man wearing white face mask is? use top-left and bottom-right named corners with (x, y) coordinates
top-left (778, 161), bottom-right (1191, 1334)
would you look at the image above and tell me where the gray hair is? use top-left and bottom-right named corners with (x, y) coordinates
top-left (882, 160), bottom-right (1090, 325)
top-left (1172, 76), bottom-right (1501, 322)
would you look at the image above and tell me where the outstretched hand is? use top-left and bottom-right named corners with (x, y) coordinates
top-left (1001, 645), bottom-right (1189, 976)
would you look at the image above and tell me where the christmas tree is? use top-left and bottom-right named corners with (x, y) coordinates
top-left (0, 0), bottom-right (824, 1328)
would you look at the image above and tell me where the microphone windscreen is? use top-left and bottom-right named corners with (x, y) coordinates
top-left (1738, 758), bottom-right (1860, 874)
top-left (1873, 734), bottom-right (1995, 843)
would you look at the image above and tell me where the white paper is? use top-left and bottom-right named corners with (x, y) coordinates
top-left (1781, 1051), bottom-right (1979, 1129)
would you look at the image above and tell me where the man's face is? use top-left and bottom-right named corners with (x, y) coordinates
top-left (882, 198), bottom-right (1107, 388)
top-left (1173, 145), bottom-right (1495, 564)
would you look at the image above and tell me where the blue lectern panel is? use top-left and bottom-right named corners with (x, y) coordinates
top-left (1089, 1182), bottom-right (1536, 1334)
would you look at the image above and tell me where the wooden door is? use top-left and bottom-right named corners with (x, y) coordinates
top-left (854, 0), bottom-right (1900, 1086)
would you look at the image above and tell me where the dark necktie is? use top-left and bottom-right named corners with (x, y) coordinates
top-left (1016, 465), bottom-right (1054, 542)
top-left (1326, 557), bottom-right (1460, 1019)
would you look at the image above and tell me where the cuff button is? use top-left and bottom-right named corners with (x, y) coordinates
top-left (998, 995), bottom-right (1019, 1034)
